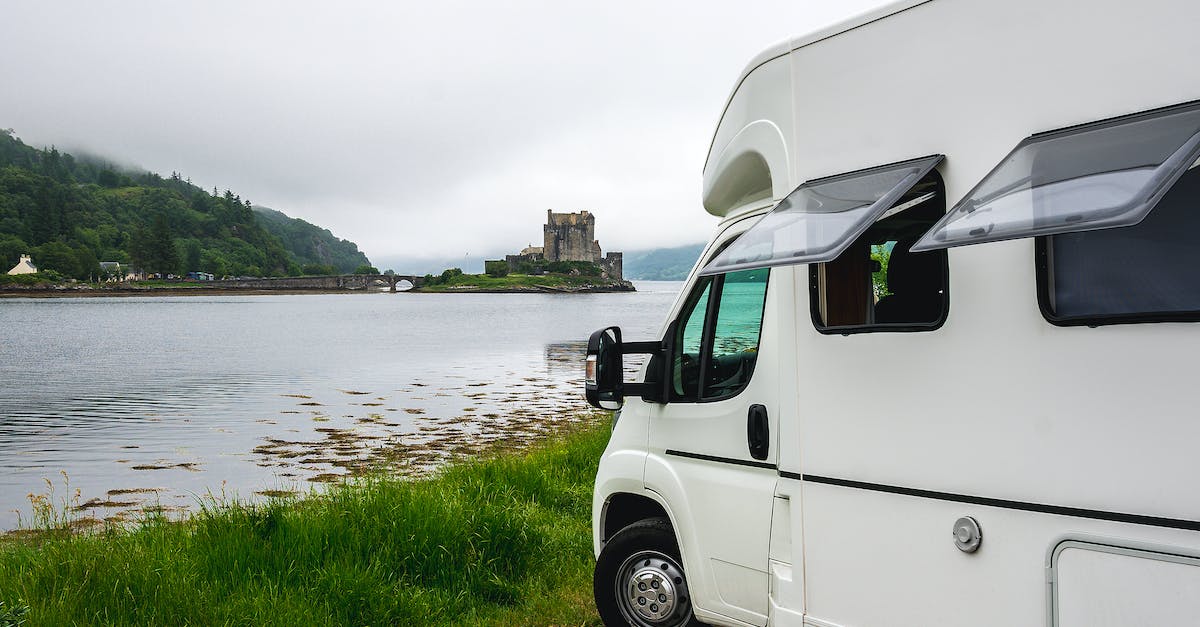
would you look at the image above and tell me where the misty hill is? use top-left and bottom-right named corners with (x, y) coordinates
top-left (252, 207), bottom-right (369, 274)
top-left (621, 243), bottom-right (704, 281)
top-left (370, 253), bottom-right (489, 276)
top-left (0, 128), bottom-right (370, 278)
top-left (371, 244), bottom-right (707, 281)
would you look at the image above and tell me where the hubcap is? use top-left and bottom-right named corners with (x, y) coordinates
top-left (615, 550), bottom-right (691, 626)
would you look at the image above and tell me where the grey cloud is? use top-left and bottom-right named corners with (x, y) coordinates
top-left (0, 0), bottom-right (889, 259)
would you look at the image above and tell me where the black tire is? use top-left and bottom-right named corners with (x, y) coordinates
top-left (594, 517), bottom-right (702, 627)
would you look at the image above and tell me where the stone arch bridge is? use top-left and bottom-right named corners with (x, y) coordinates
top-left (211, 274), bottom-right (425, 292)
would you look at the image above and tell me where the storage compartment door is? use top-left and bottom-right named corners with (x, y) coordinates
top-left (1052, 540), bottom-right (1200, 626)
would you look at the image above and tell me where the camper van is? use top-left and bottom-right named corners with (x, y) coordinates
top-left (583, 0), bottom-right (1200, 625)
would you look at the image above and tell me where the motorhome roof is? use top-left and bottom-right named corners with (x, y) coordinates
top-left (704, 0), bottom-right (931, 171)
top-left (701, 0), bottom-right (1200, 222)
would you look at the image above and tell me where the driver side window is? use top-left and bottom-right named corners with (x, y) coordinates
top-left (673, 277), bottom-right (712, 399)
top-left (671, 268), bottom-right (769, 403)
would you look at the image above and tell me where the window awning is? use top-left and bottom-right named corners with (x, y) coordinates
top-left (700, 155), bottom-right (944, 276)
top-left (912, 101), bottom-right (1200, 252)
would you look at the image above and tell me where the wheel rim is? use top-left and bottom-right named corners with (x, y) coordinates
top-left (614, 549), bottom-right (692, 626)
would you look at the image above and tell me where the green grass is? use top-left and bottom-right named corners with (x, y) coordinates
top-left (0, 418), bottom-right (612, 626)
top-left (126, 281), bottom-right (206, 288)
top-left (0, 274), bottom-right (54, 287)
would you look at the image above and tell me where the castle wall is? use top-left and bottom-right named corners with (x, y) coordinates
top-left (600, 252), bottom-right (623, 281)
top-left (498, 210), bottom-right (623, 280)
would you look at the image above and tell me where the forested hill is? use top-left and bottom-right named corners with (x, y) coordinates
top-left (622, 243), bottom-right (704, 281)
top-left (252, 207), bottom-right (369, 274)
top-left (0, 129), bottom-right (371, 278)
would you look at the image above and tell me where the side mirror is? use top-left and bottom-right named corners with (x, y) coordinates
top-left (586, 326), bottom-right (625, 410)
top-left (584, 323), bottom-right (675, 410)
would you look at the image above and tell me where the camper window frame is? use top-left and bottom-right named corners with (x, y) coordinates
top-left (808, 170), bottom-right (950, 335)
top-left (699, 155), bottom-right (945, 276)
top-left (912, 99), bottom-right (1200, 253)
top-left (1035, 237), bottom-right (1200, 328)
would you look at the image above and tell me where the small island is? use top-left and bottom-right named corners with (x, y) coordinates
top-left (412, 264), bottom-right (634, 293)
top-left (413, 210), bottom-right (634, 293)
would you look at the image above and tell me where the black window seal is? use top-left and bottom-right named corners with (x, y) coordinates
top-left (1035, 235), bottom-right (1200, 328)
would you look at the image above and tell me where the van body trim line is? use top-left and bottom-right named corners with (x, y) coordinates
top-left (664, 449), bottom-right (777, 470)
top-left (786, 472), bottom-right (1200, 532)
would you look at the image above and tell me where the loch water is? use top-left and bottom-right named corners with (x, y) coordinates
top-left (0, 282), bottom-right (683, 530)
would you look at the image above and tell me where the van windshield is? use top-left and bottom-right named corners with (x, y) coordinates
top-left (701, 155), bottom-right (943, 275)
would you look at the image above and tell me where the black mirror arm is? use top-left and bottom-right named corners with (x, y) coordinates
top-left (621, 341), bottom-right (663, 355)
top-left (619, 319), bottom-right (677, 403)
top-left (619, 340), bottom-right (666, 399)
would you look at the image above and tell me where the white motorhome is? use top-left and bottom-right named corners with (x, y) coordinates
top-left (583, 1), bottom-right (1200, 625)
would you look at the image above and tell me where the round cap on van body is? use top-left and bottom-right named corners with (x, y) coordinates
top-left (953, 516), bottom-right (982, 553)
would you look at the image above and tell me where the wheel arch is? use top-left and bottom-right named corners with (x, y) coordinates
top-left (601, 491), bottom-right (672, 547)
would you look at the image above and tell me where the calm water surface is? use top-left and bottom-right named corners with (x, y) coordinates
top-left (0, 282), bottom-right (683, 530)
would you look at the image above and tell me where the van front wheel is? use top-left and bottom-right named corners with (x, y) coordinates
top-left (594, 517), bottom-right (700, 627)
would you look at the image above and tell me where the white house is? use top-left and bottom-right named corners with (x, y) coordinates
top-left (99, 261), bottom-right (123, 282)
top-left (7, 254), bottom-right (37, 275)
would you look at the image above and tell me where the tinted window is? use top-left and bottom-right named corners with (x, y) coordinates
top-left (704, 269), bottom-right (768, 400)
top-left (671, 269), bottom-right (769, 402)
top-left (1039, 165), bottom-right (1200, 325)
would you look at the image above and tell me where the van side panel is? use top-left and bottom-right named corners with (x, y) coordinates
top-left (775, 0), bottom-right (1200, 625)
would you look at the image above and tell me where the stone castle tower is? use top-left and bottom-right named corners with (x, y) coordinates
top-left (543, 210), bottom-right (598, 262)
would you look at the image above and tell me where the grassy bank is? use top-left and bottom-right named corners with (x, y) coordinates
top-left (0, 417), bottom-right (612, 626)
top-left (413, 272), bottom-right (632, 293)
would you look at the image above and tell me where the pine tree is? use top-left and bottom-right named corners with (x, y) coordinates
top-left (149, 214), bottom-right (179, 274)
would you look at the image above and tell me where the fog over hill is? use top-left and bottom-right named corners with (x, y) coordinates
top-left (0, 129), bottom-right (370, 277)
top-left (374, 243), bottom-right (705, 281)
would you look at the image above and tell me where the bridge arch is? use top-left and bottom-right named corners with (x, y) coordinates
top-left (377, 274), bottom-right (423, 292)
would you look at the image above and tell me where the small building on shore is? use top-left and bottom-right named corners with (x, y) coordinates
top-left (7, 254), bottom-right (37, 275)
top-left (99, 261), bottom-right (123, 282)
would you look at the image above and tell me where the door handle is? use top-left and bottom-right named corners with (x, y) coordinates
top-left (747, 404), bottom-right (769, 461)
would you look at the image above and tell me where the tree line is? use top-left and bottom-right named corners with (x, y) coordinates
top-left (0, 129), bottom-right (371, 280)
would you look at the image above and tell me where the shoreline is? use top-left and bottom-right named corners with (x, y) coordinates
top-left (0, 415), bottom-right (610, 626)
top-left (408, 282), bottom-right (635, 294)
top-left (0, 286), bottom-right (386, 298)
top-left (0, 283), bottom-right (636, 297)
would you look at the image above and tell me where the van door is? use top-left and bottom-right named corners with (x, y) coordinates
top-left (644, 266), bottom-right (779, 626)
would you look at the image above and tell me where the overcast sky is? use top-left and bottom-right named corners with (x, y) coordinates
top-left (1, 0), bottom-right (887, 267)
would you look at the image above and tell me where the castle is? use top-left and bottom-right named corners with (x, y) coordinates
top-left (496, 210), bottom-right (623, 280)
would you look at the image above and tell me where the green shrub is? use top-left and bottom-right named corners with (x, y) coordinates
top-left (300, 263), bottom-right (336, 276)
top-left (484, 261), bottom-right (509, 277)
